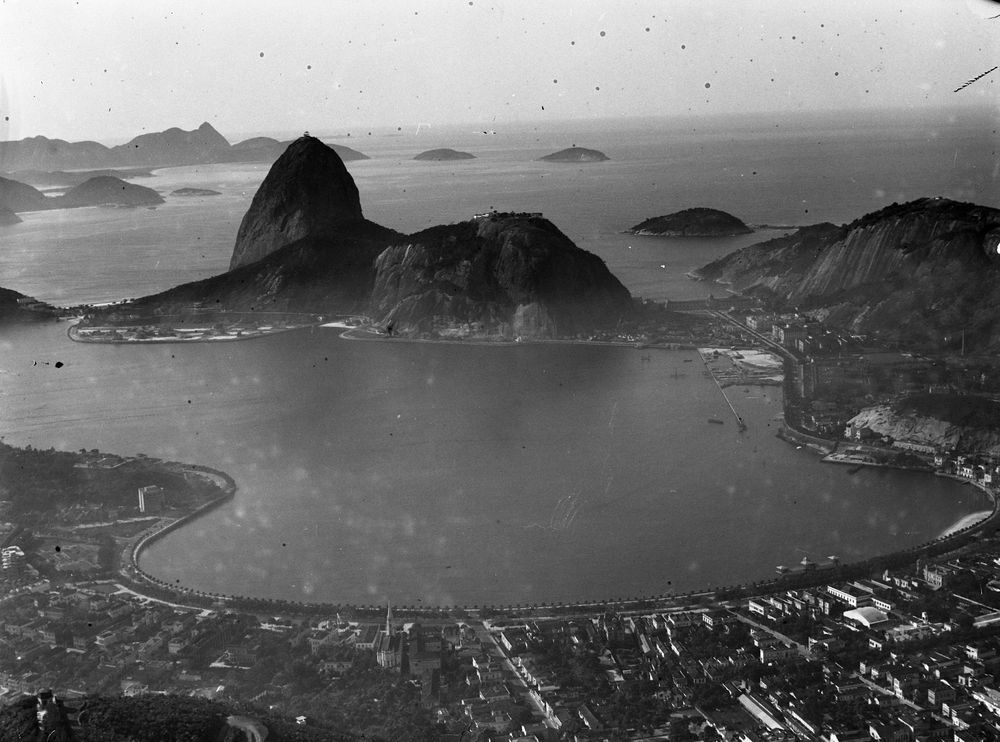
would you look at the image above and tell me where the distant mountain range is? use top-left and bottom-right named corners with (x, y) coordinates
top-left (694, 197), bottom-right (1000, 350)
top-left (0, 122), bottom-right (369, 174)
top-left (87, 137), bottom-right (633, 339)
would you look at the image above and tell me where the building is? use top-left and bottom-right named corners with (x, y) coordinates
top-left (826, 584), bottom-right (872, 608)
top-left (1, 545), bottom-right (26, 576)
top-left (375, 603), bottom-right (403, 672)
top-left (923, 564), bottom-right (954, 590)
top-left (354, 624), bottom-right (380, 651)
top-left (772, 323), bottom-right (809, 349)
top-left (137, 485), bottom-right (165, 514)
top-left (892, 440), bottom-right (937, 456)
top-left (745, 313), bottom-right (774, 333)
top-left (703, 610), bottom-right (736, 629)
top-left (842, 607), bottom-right (890, 628)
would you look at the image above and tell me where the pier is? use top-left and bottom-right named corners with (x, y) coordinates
top-left (699, 351), bottom-right (747, 430)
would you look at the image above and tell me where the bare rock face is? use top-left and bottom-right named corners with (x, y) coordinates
top-left (695, 198), bottom-right (1000, 350)
top-left (848, 394), bottom-right (1000, 456)
top-left (229, 136), bottom-right (365, 270)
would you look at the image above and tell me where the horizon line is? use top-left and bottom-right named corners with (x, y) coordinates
top-left (2, 102), bottom-right (993, 150)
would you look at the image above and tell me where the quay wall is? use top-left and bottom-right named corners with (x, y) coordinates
top-left (776, 423), bottom-right (838, 454)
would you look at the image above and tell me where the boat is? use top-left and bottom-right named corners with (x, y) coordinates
top-left (847, 465), bottom-right (863, 475)
top-left (708, 418), bottom-right (725, 425)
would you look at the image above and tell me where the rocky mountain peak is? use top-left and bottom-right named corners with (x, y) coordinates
top-left (695, 197), bottom-right (1000, 350)
top-left (229, 136), bottom-right (365, 270)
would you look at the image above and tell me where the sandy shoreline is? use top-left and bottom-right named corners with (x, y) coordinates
top-left (940, 510), bottom-right (993, 538)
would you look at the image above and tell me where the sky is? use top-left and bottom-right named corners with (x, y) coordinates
top-left (0, 0), bottom-right (997, 143)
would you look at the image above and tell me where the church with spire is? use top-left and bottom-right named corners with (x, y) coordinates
top-left (375, 601), bottom-right (403, 672)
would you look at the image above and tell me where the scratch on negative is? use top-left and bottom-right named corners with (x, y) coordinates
top-left (954, 66), bottom-right (998, 93)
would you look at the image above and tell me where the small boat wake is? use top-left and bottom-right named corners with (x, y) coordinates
top-left (525, 490), bottom-right (586, 531)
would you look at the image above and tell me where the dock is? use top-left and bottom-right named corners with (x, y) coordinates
top-left (699, 351), bottom-right (747, 430)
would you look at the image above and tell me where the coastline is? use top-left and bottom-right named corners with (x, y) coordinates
top-left (116, 385), bottom-right (998, 619)
top-left (336, 325), bottom-right (692, 350)
top-left (67, 321), bottom-right (312, 345)
top-left (940, 510), bottom-right (993, 538)
top-left (45, 315), bottom-right (1000, 616)
top-left (121, 463), bottom-right (237, 605)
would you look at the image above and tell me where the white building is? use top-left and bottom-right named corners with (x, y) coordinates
top-left (137, 485), bottom-right (165, 514)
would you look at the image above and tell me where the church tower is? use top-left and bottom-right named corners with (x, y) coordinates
top-left (385, 601), bottom-right (393, 637)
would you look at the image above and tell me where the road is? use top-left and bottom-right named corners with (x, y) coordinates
top-left (711, 310), bottom-right (792, 359)
top-left (728, 610), bottom-right (810, 658)
top-left (854, 673), bottom-right (925, 712)
top-left (473, 622), bottom-right (550, 721)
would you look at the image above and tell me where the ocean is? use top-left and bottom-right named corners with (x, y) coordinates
top-left (0, 109), bottom-right (992, 605)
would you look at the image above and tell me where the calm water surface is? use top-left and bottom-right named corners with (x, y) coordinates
top-left (0, 322), bottom-right (983, 605)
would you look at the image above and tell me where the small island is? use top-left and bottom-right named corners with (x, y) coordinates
top-left (60, 176), bottom-right (164, 208)
top-left (413, 148), bottom-right (476, 161)
top-left (629, 207), bottom-right (752, 237)
top-left (170, 187), bottom-right (222, 197)
top-left (0, 174), bottom-right (163, 214)
top-left (539, 146), bottom-right (609, 162)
